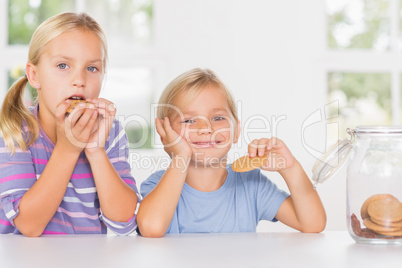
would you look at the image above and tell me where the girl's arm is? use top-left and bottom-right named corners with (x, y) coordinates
top-left (14, 147), bottom-right (80, 237)
top-left (84, 99), bottom-right (137, 223)
top-left (136, 117), bottom-right (192, 238)
top-left (86, 151), bottom-right (137, 222)
top-left (13, 103), bottom-right (97, 237)
top-left (248, 138), bottom-right (326, 233)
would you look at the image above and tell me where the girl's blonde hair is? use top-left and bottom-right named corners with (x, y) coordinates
top-left (157, 68), bottom-right (239, 123)
top-left (0, 12), bottom-right (108, 154)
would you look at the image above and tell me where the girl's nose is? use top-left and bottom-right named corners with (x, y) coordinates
top-left (72, 70), bottom-right (86, 88)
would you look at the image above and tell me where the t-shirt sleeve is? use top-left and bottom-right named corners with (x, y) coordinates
top-left (254, 171), bottom-right (290, 222)
top-left (100, 120), bottom-right (140, 235)
top-left (140, 170), bottom-right (165, 198)
top-left (0, 138), bottom-right (36, 230)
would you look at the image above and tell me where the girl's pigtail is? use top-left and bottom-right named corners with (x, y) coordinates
top-left (0, 76), bottom-right (39, 154)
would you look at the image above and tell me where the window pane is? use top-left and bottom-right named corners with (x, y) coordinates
top-left (328, 72), bottom-right (392, 138)
top-left (101, 67), bottom-right (154, 149)
top-left (8, 0), bottom-right (153, 46)
top-left (400, 0), bottom-right (402, 52)
top-left (85, 0), bottom-right (153, 47)
top-left (400, 74), bottom-right (402, 124)
top-left (8, 0), bottom-right (75, 45)
top-left (327, 0), bottom-right (390, 51)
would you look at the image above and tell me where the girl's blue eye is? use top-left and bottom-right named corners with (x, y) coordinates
top-left (87, 66), bottom-right (98, 72)
top-left (57, 63), bottom-right (68, 70)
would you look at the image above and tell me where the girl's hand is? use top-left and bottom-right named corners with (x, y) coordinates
top-left (155, 117), bottom-right (192, 159)
top-left (55, 100), bottom-right (98, 154)
top-left (85, 98), bottom-right (116, 155)
top-left (248, 137), bottom-right (296, 172)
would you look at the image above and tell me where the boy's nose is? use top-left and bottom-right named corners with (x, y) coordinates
top-left (196, 119), bottom-right (212, 134)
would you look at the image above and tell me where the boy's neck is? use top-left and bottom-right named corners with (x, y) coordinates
top-left (185, 162), bottom-right (228, 192)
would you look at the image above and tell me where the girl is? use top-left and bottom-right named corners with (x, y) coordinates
top-left (0, 12), bottom-right (139, 237)
top-left (137, 68), bottom-right (326, 237)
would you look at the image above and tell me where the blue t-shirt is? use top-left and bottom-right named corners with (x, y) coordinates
top-left (140, 165), bottom-right (290, 233)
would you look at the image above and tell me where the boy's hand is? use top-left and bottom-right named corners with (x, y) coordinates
top-left (248, 137), bottom-right (296, 172)
top-left (156, 117), bottom-right (192, 159)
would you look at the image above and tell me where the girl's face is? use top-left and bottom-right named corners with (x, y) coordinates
top-left (29, 28), bottom-right (105, 119)
top-left (170, 87), bottom-right (240, 165)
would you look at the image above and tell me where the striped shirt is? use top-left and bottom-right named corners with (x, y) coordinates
top-left (0, 104), bottom-right (139, 235)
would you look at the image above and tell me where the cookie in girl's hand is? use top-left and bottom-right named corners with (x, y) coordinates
top-left (66, 99), bottom-right (93, 115)
top-left (231, 154), bottom-right (268, 172)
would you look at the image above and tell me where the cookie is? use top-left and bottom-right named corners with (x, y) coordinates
top-left (360, 194), bottom-right (399, 220)
top-left (231, 154), bottom-right (268, 172)
top-left (66, 100), bottom-right (87, 115)
top-left (372, 229), bottom-right (402, 237)
top-left (367, 197), bottom-right (402, 223)
top-left (371, 218), bottom-right (402, 228)
top-left (363, 218), bottom-right (401, 235)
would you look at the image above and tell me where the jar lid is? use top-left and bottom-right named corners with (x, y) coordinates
top-left (312, 139), bottom-right (353, 185)
top-left (354, 125), bottom-right (402, 134)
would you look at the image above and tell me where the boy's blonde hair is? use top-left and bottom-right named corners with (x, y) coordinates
top-left (157, 68), bottom-right (239, 123)
top-left (0, 12), bottom-right (108, 154)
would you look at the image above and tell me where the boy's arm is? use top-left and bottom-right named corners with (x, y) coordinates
top-left (275, 161), bottom-right (326, 233)
top-left (137, 155), bottom-right (190, 237)
top-left (137, 117), bottom-right (192, 238)
top-left (249, 137), bottom-right (326, 233)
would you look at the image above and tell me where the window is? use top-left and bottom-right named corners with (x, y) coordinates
top-left (326, 0), bottom-right (401, 139)
top-left (2, 0), bottom-right (157, 149)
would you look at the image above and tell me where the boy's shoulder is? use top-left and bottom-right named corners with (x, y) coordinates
top-left (143, 170), bottom-right (166, 184)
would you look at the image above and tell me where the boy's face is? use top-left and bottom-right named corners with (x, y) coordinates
top-left (170, 87), bottom-right (239, 166)
top-left (28, 29), bottom-right (104, 120)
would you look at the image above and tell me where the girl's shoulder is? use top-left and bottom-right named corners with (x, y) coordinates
top-left (105, 118), bottom-right (127, 147)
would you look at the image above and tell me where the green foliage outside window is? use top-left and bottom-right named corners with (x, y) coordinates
top-left (328, 72), bottom-right (392, 138)
top-left (8, 0), bottom-right (75, 45)
top-left (327, 0), bottom-right (390, 51)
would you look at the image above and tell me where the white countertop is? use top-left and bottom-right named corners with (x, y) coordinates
top-left (0, 231), bottom-right (401, 268)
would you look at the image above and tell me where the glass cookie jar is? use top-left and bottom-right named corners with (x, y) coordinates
top-left (313, 126), bottom-right (402, 244)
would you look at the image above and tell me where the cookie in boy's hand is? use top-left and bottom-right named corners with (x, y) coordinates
top-left (231, 154), bottom-right (268, 172)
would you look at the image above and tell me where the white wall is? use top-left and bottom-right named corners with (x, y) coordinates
top-left (0, 0), bottom-right (348, 232)
top-left (131, 0), bottom-right (348, 232)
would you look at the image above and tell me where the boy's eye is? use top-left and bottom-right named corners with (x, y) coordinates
top-left (87, 66), bottom-right (98, 72)
top-left (182, 119), bottom-right (195, 124)
top-left (212, 116), bottom-right (225, 121)
top-left (57, 63), bottom-right (68, 70)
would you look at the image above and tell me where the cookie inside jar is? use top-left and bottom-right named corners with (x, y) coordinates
top-left (351, 194), bottom-right (402, 239)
